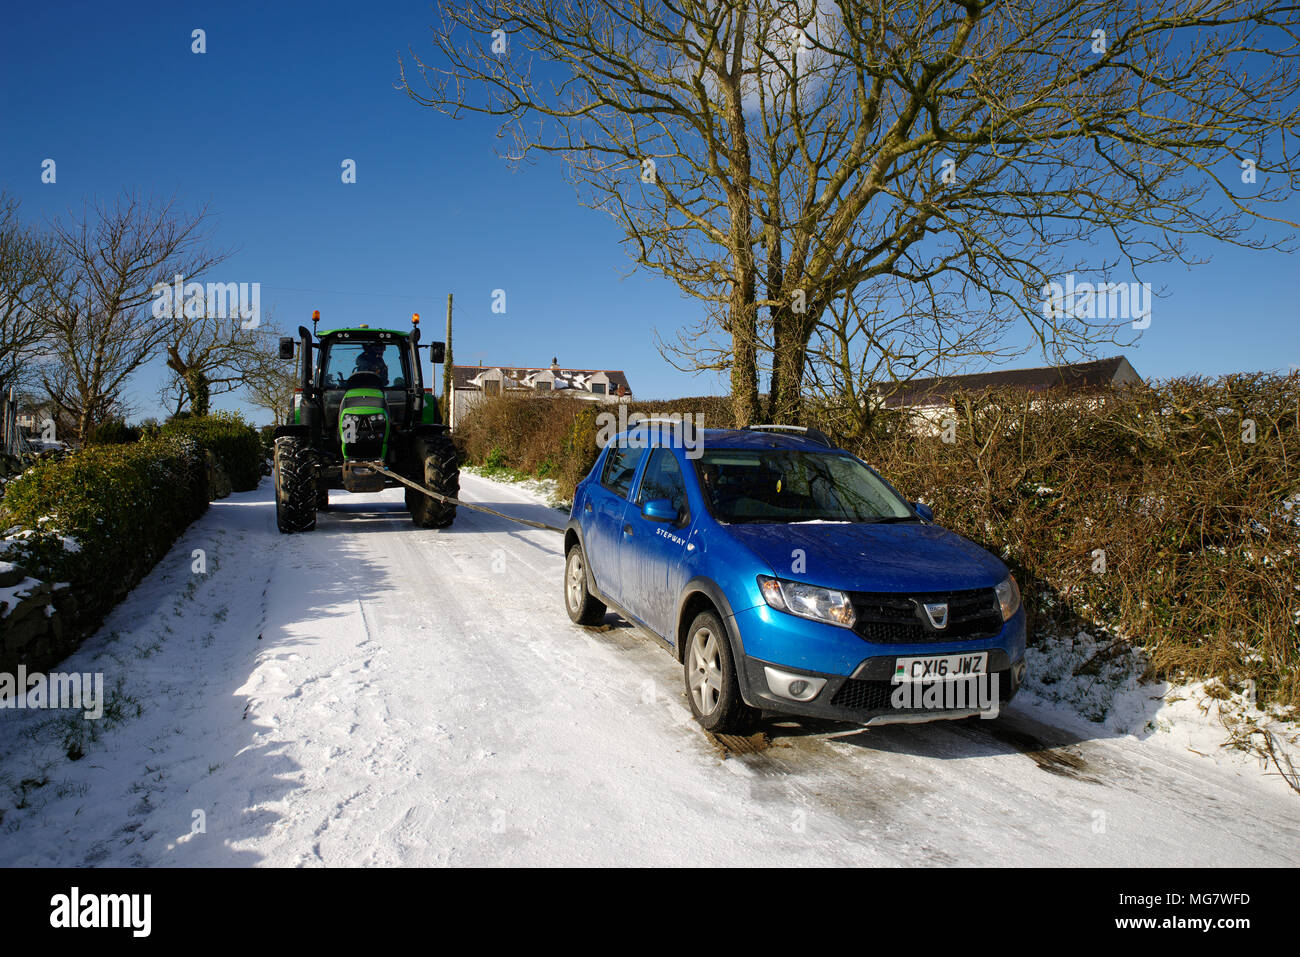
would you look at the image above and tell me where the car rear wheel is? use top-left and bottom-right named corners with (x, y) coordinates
top-left (683, 610), bottom-right (756, 734)
top-left (563, 543), bottom-right (607, 625)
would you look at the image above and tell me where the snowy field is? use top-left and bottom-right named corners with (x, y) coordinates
top-left (0, 473), bottom-right (1295, 866)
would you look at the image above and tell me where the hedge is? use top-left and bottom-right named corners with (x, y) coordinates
top-left (0, 435), bottom-right (209, 670)
top-left (456, 375), bottom-right (1300, 710)
top-left (160, 412), bottom-right (263, 492)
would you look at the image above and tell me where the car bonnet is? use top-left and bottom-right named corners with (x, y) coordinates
top-left (723, 520), bottom-right (1007, 593)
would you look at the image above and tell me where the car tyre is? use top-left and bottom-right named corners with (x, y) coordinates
top-left (683, 610), bottom-right (756, 734)
top-left (563, 542), bottom-right (607, 625)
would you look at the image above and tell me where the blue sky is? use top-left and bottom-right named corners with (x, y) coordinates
top-left (2, 0), bottom-right (1297, 426)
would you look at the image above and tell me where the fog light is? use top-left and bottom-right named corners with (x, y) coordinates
top-left (763, 667), bottom-right (827, 702)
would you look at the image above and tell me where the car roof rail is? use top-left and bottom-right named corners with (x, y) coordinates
top-left (746, 424), bottom-right (835, 447)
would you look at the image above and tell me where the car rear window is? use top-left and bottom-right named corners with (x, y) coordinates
top-left (601, 445), bottom-right (644, 499)
top-left (636, 448), bottom-right (690, 521)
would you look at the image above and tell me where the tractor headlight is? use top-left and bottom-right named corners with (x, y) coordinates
top-left (758, 576), bottom-right (856, 628)
top-left (995, 574), bottom-right (1021, 621)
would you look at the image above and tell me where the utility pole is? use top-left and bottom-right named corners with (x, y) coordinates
top-left (443, 293), bottom-right (454, 427)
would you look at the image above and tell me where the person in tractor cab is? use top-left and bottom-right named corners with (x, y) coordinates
top-left (353, 343), bottom-right (389, 386)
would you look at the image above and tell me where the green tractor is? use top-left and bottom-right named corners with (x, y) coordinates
top-left (272, 311), bottom-right (458, 533)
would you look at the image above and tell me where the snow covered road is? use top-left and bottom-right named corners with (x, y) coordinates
top-left (0, 473), bottom-right (1295, 866)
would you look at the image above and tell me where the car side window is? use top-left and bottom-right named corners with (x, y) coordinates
top-left (600, 445), bottom-right (645, 500)
top-left (636, 449), bottom-right (689, 521)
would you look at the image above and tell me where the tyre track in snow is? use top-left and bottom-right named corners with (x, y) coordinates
top-left (0, 475), bottom-right (1295, 866)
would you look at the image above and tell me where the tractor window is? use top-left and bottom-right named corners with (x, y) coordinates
top-left (324, 342), bottom-right (407, 389)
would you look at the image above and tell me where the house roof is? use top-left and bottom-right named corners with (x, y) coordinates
top-left (880, 356), bottom-right (1137, 408)
top-left (451, 365), bottom-right (632, 396)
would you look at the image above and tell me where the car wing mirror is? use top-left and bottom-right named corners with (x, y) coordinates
top-left (641, 498), bottom-right (677, 522)
top-left (912, 501), bottom-right (934, 522)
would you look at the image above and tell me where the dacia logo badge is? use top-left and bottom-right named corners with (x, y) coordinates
top-left (922, 602), bottom-right (949, 629)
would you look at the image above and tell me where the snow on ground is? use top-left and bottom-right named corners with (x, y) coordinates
top-left (0, 474), bottom-right (1296, 867)
top-left (1020, 631), bottom-right (1300, 798)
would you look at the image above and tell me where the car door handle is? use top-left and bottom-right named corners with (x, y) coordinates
top-left (623, 524), bottom-right (633, 536)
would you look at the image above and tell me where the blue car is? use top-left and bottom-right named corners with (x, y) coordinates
top-left (563, 423), bottom-right (1027, 733)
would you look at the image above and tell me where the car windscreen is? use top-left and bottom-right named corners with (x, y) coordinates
top-left (695, 449), bottom-right (914, 524)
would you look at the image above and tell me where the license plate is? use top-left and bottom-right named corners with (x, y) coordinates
top-left (894, 652), bottom-right (988, 683)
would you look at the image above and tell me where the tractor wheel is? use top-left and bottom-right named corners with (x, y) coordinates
top-left (316, 484), bottom-right (330, 511)
top-left (274, 436), bottom-right (317, 533)
top-left (409, 434), bottom-right (459, 529)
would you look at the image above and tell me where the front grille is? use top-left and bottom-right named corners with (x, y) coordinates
top-left (830, 679), bottom-right (895, 712)
top-left (831, 669), bottom-right (1011, 714)
top-left (341, 411), bottom-right (386, 458)
top-left (849, 587), bottom-right (1002, 644)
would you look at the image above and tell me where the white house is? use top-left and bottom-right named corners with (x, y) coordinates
top-left (449, 358), bottom-right (633, 428)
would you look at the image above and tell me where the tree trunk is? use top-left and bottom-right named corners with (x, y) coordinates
top-left (719, 20), bottom-right (758, 429)
top-left (768, 305), bottom-right (818, 424)
top-left (185, 369), bottom-right (210, 416)
top-left (729, 297), bottom-right (759, 427)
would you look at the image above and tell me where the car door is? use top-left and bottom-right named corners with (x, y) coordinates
top-left (583, 443), bottom-right (646, 601)
top-left (618, 447), bottom-right (693, 638)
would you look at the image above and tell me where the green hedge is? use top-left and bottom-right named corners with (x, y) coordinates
top-left (160, 412), bottom-right (263, 492)
top-left (0, 435), bottom-right (209, 653)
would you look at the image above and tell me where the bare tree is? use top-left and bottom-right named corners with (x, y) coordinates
top-left (803, 281), bottom-right (1005, 438)
top-left (240, 325), bottom-right (298, 425)
top-left (0, 193), bottom-right (57, 396)
top-left (159, 309), bottom-right (281, 417)
top-left (39, 192), bottom-right (228, 440)
top-left (403, 0), bottom-right (1300, 425)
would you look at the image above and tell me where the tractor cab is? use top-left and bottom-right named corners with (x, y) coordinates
top-left (316, 328), bottom-right (416, 480)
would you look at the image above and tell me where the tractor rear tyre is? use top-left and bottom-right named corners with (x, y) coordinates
top-left (274, 436), bottom-right (317, 533)
top-left (316, 484), bottom-right (330, 511)
top-left (409, 434), bottom-right (459, 529)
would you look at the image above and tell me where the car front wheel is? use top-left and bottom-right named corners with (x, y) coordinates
top-left (683, 610), bottom-right (756, 734)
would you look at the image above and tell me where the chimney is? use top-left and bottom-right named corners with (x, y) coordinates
top-left (550, 356), bottom-right (560, 373)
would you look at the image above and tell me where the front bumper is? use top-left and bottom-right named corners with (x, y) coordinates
top-left (737, 651), bottom-right (1026, 725)
top-left (728, 602), bottom-right (1027, 725)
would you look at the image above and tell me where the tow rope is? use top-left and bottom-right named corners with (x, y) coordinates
top-left (360, 462), bottom-right (567, 534)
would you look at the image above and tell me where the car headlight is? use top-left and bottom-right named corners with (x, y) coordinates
top-left (757, 576), bottom-right (856, 628)
top-left (995, 574), bottom-right (1021, 621)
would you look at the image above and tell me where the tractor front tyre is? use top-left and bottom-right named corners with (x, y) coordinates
top-left (274, 436), bottom-right (317, 533)
top-left (409, 434), bottom-right (459, 529)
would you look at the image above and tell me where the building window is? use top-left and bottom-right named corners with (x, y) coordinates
top-left (484, 380), bottom-right (500, 396)
top-left (590, 382), bottom-right (606, 395)
top-left (535, 381), bottom-right (551, 392)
